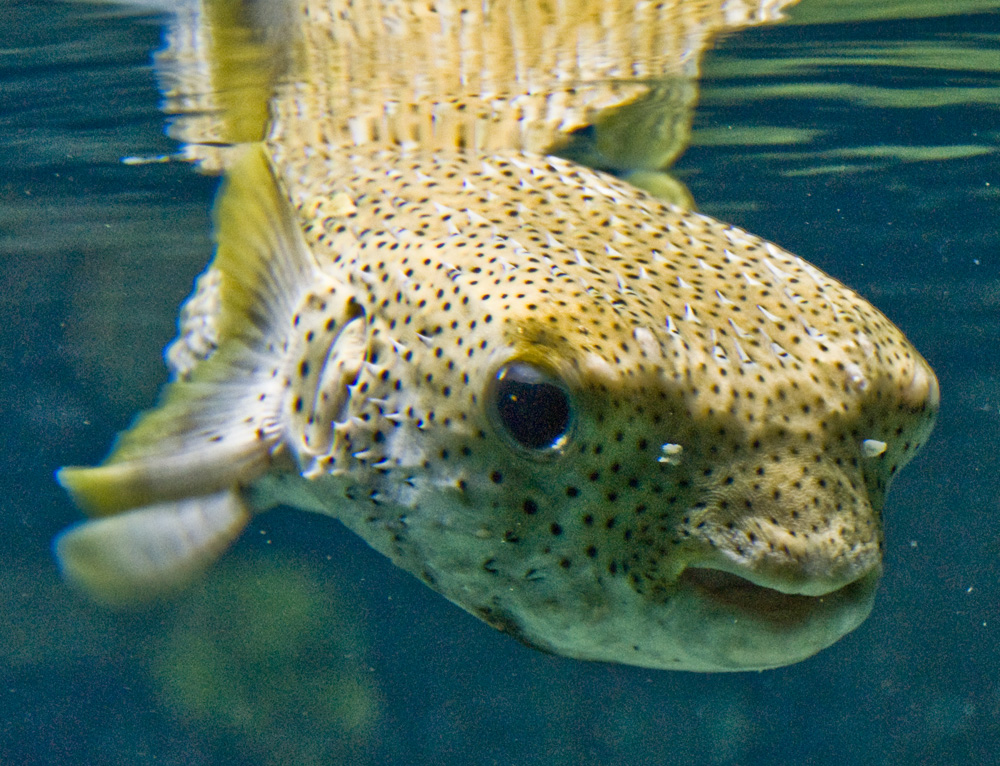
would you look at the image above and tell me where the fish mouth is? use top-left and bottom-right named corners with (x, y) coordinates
top-left (679, 565), bottom-right (877, 627)
top-left (675, 562), bottom-right (882, 671)
top-left (657, 563), bottom-right (881, 670)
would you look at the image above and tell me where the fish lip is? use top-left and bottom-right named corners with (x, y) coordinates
top-left (677, 564), bottom-right (881, 628)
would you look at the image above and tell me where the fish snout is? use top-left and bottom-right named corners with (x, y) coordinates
top-left (683, 517), bottom-right (881, 598)
top-left (677, 468), bottom-right (882, 598)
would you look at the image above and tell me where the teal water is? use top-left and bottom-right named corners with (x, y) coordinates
top-left (3, 1), bottom-right (999, 763)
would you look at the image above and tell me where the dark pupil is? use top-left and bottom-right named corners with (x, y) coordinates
top-left (495, 365), bottom-right (570, 450)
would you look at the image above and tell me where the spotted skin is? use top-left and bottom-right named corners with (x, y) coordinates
top-left (56, 0), bottom-right (939, 671)
top-left (222, 146), bottom-right (935, 670)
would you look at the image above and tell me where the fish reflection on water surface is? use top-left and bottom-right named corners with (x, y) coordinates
top-left (55, 0), bottom-right (939, 671)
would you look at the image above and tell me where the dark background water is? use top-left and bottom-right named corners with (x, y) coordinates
top-left (2, 1), bottom-right (999, 764)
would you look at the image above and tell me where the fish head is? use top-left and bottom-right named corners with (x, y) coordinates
top-left (282, 153), bottom-right (938, 671)
top-left (447, 258), bottom-right (935, 670)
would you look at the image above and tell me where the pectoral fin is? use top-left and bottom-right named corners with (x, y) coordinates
top-left (55, 145), bottom-right (328, 601)
top-left (54, 490), bottom-right (250, 604)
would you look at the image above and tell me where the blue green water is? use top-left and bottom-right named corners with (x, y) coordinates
top-left (3, 1), bottom-right (999, 763)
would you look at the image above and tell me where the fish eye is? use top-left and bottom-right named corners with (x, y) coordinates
top-left (489, 362), bottom-right (573, 454)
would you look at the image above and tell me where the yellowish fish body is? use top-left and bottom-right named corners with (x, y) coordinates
top-left (56, 0), bottom-right (938, 671)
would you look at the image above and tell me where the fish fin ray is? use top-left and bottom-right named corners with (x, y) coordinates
top-left (211, 142), bottom-right (318, 345)
top-left (58, 145), bottom-right (331, 517)
top-left (54, 490), bottom-right (250, 604)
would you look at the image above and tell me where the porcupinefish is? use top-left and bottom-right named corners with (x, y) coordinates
top-left (55, 0), bottom-right (938, 672)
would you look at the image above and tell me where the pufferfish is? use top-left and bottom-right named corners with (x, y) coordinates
top-left (55, 0), bottom-right (938, 672)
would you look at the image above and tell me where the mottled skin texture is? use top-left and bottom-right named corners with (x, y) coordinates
top-left (172, 146), bottom-right (936, 670)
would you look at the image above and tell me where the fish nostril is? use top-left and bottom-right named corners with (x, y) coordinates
top-left (861, 439), bottom-right (887, 457)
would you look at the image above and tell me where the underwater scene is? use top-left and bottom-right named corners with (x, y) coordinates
top-left (2, 0), bottom-right (999, 763)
